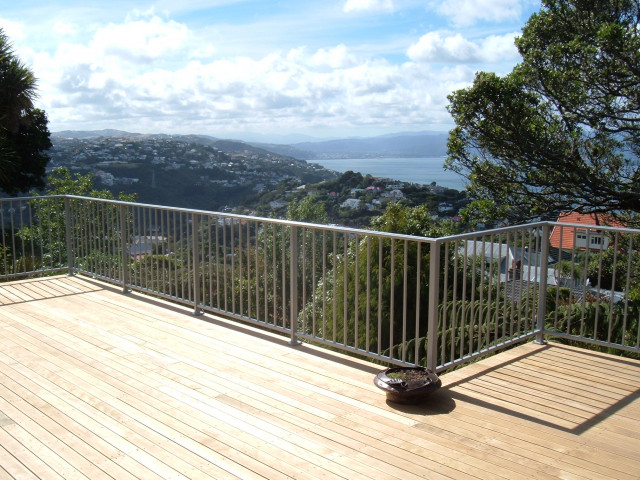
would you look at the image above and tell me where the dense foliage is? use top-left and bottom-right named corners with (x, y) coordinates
top-left (0, 29), bottom-right (51, 195)
top-left (447, 0), bottom-right (640, 226)
top-left (16, 168), bottom-right (136, 273)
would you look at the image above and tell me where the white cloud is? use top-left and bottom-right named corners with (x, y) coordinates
top-left (189, 45), bottom-right (218, 60)
top-left (0, 18), bottom-right (26, 41)
top-left (13, 5), bottom-right (531, 137)
top-left (53, 22), bottom-right (77, 36)
top-left (91, 13), bottom-right (190, 63)
top-left (480, 33), bottom-right (521, 62)
top-left (407, 31), bottom-right (519, 63)
top-left (437, 0), bottom-right (523, 27)
top-left (36, 36), bottom-right (466, 135)
top-left (288, 44), bottom-right (359, 70)
top-left (343, 0), bottom-right (394, 13)
top-left (407, 32), bottom-right (476, 63)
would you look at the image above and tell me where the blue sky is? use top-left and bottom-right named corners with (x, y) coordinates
top-left (2, 0), bottom-right (540, 142)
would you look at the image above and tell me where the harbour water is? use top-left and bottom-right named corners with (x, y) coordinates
top-left (308, 157), bottom-right (467, 191)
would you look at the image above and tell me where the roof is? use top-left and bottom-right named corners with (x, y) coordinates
top-left (549, 212), bottom-right (625, 251)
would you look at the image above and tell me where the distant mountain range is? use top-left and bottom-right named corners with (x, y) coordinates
top-left (51, 129), bottom-right (449, 160)
top-left (53, 129), bottom-right (149, 139)
top-left (253, 131), bottom-right (448, 159)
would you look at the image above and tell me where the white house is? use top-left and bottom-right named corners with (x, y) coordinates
top-left (461, 240), bottom-right (557, 285)
top-left (382, 189), bottom-right (405, 201)
top-left (341, 198), bottom-right (361, 209)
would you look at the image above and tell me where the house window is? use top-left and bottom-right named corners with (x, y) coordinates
top-left (574, 231), bottom-right (606, 249)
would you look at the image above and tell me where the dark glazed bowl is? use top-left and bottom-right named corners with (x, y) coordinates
top-left (374, 366), bottom-right (441, 404)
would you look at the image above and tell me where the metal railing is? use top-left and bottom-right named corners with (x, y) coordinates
top-left (2, 195), bottom-right (639, 371)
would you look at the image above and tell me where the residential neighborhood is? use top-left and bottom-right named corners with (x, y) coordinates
top-left (47, 133), bottom-right (468, 227)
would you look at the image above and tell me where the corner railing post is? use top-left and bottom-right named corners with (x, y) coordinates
top-left (119, 203), bottom-right (130, 293)
top-left (427, 240), bottom-right (441, 371)
top-left (192, 213), bottom-right (202, 315)
top-left (64, 196), bottom-right (74, 275)
top-left (289, 225), bottom-right (300, 345)
top-left (535, 223), bottom-right (550, 344)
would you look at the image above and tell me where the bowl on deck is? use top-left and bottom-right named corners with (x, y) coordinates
top-left (374, 366), bottom-right (441, 404)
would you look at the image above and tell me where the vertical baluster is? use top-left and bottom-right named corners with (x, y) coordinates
top-left (120, 203), bottom-right (129, 292)
top-left (321, 230), bottom-right (327, 340)
top-left (377, 236), bottom-right (383, 356)
top-left (289, 225), bottom-right (299, 344)
top-left (65, 197), bottom-right (73, 275)
top-left (366, 235), bottom-right (371, 355)
top-left (246, 220), bottom-right (252, 319)
top-left (238, 218), bottom-right (244, 316)
top-left (536, 224), bottom-right (550, 343)
top-left (402, 239), bottom-right (408, 363)
top-left (414, 241), bottom-right (422, 366)
top-left (427, 240), bottom-right (441, 372)
top-left (192, 213), bottom-right (201, 315)
top-left (0, 202), bottom-right (6, 274)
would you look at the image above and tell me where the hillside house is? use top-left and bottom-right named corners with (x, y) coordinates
top-left (127, 235), bottom-right (167, 259)
top-left (549, 212), bottom-right (627, 257)
top-left (269, 200), bottom-right (287, 209)
top-left (438, 202), bottom-right (454, 213)
top-left (381, 189), bottom-right (405, 201)
top-left (341, 198), bottom-right (361, 209)
top-left (461, 240), bottom-right (557, 285)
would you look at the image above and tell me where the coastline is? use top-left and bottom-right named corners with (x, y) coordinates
top-left (307, 157), bottom-right (467, 191)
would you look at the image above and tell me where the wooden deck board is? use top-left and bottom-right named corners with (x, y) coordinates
top-left (1, 275), bottom-right (639, 480)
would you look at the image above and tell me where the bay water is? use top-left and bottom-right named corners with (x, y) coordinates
top-left (308, 157), bottom-right (467, 191)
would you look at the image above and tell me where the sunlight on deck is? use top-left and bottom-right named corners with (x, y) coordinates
top-left (1, 276), bottom-right (639, 480)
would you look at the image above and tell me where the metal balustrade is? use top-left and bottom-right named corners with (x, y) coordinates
top-left (2, 195), bottom-right (639, 371)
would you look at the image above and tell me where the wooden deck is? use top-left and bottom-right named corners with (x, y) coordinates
top-left (0, 275), bottom-right (639, 480)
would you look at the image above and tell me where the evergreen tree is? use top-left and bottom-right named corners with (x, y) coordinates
top-left (447, 0), bottom-right (640, 226)
top-left (0, 29), bottom-right (51, 195)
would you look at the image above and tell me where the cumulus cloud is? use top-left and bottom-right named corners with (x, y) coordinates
top-left (436, 0), bottom-right (523, 27)
top-left (343, 0), bottom-right (394, 14)
top-left (407, 31), bottom-right (519, 63)
top-left (38, 36), bottom-right (461, 135)
top-left (91, 12), bottom-right (190, 63)
top-left (53, 21), bottom-right (76, 36)
top-left (287, 44), bottom-right (359, 70)
top-left (0, 18), bottom-right (26, 41)
top-left (20, 6), bottom-right (524, 136)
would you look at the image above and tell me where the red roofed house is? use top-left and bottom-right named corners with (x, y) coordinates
top-left (549, 212), bottom-right (625, 252)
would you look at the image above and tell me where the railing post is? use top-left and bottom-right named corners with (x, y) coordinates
top-left (64, 196), bottom-right (74, 275)
top-left (535, 223), bottom-right (550, 344)
top-left (427, 240), bottom-right (441, 371)
top-left (192, 213), bottom-right (202, 315)
top-left (289, 225), bottom-right (300, 345)
top-left (119, 203), bottom-right (130, 293)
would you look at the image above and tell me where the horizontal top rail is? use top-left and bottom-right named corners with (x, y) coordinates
top-left (8, 194), bottom-right (638, 238)
top-left (11, 194), bottom-right (442, 242)
top-left (549, 221), bottom-right (640, 234)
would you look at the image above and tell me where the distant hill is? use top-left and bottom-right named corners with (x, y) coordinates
top-left (47, 133), bottom-right (336, 212)
top-left (253, 131), bottom-right (448, 159)
top-left (44, 131), bottom-right (466, 226)
top-left (51, 129), bottom-right (449, 160)
top-left (52, 129), bottom-right (145, 139)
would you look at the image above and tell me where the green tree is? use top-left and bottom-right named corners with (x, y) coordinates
top-left (0, 29), bottom-right (51, 194)
top-left (286, 195), bottom-right (329, 224)
top-left (586, 232), bottom-right (640, 291)
top-left (18, 167), bottom-right (136, 274)
top-left (446, 0), bottom-right (640, 226)
top-left (300, 203), bottom-right (457, 364)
